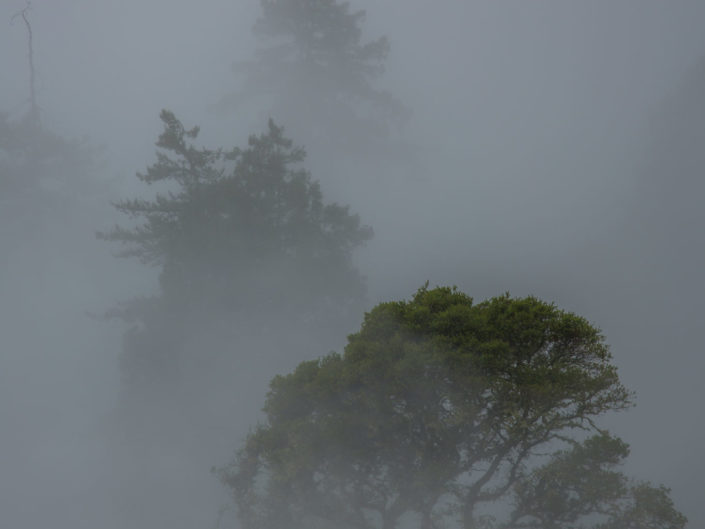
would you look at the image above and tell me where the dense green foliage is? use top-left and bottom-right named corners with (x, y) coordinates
top-left (100, 110), bottom-right (372, 385)
top-left (222, 286), bottom-right (686, 529)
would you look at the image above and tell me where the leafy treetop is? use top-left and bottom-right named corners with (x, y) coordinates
top-left (222, 286), bottom-right (686, 529)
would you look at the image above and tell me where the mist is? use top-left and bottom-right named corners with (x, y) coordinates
top-left (1, 1), bottom-right (704, 528)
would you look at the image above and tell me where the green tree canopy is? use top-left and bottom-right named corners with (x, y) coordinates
top-left (221, 286), bottom-right (686, 529)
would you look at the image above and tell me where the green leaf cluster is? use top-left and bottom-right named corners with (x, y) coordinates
top-left (221, 286), bottom-right (686, 529)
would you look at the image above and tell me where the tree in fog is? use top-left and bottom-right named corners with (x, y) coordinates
top-left (222, 286), bottom-right (687, 529)
top-left (222, 0), bottom-right (407, 145)
top-left (0, 111), bottom-right (100, 253)
top-left (1, 3), bottom-right (98, 226)
top-left (0, 113), bottom-right (96, 196)
top-left (100, 110), bottom-right (372, 386)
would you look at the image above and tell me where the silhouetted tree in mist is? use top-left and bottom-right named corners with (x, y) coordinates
top-left (100, 110), bottom-right (372, 389)
top-left (0, 109), bottom-right (100, 254)
top-left (221, 286), bottom-right (687, 529)
top-left (11, 2), bottom-right (39, 126)
top-left (0, 113), bottom-right (96, 197)
top-left (221, 0), bottom-right (407, 147)
top-left (0, 2), bottom-right (99, 241)
top-left (1, 2), bottom-right (99, 219)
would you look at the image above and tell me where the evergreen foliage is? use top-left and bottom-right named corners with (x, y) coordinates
top-left (0, 112), bottom-right (96, 197)
top-left (225, 0), bottom-right (407, 143)
top-left (100, 110), bottom-right (372, 385)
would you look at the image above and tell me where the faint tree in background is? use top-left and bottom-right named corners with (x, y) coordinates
top-left (99, 110), bottom-right (372, 389)
top-left (1, 3), bottom-right (99, 230)
top-left (0, 113), bottom-right (97, 195)
top-left (11, 2), bottom-right (39, 126)
top-left (221, 0), bottom-right (408, 148)
top-left (221, 286), bottom-right (687, 529)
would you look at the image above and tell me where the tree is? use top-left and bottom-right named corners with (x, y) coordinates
top-left (0, 109), bottom-right (100, 263)
top-left (221, 286), bottom-right (687, 529)
top-left (223, 0), bottom-right (407, 145)
top-left (2, 3), bottom-right (99, 213)
top-left (0, 112), bottom-right (96, 196)
top-left (11, 2), bottom-right (39, 126)
top-left (99, 110), bottom-right (372, 386)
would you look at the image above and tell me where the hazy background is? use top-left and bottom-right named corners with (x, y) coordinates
top-left (1, 1), bottom-right (704, 528)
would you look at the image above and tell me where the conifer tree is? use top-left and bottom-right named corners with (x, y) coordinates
top-left (100, 110), bottom-right (372, 386)
top-left (223, 0), bottom-right (407, 144)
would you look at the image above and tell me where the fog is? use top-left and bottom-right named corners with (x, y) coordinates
top-left (1, 1), bottom-right (703, 528)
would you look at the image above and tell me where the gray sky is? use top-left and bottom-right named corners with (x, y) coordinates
top-left (1, 1), bottom-right (704, 527)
